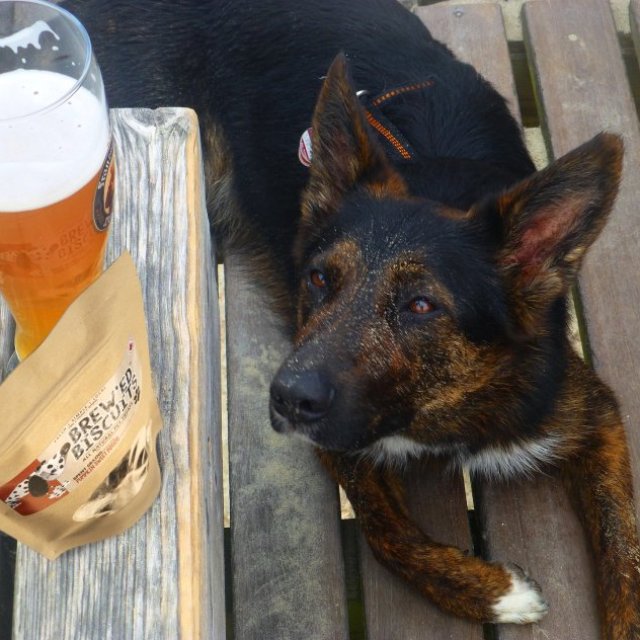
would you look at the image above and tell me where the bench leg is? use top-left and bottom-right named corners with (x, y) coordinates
top-left (562, 417), bottom-right (640, 640)
top-left (317, 450), bottom-right (548, 624)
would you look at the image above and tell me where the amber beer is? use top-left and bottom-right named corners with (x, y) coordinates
top-left (0, 65), bottom-right (113, 358)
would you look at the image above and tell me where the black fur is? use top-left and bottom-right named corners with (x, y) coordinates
top-left (65, 0), bottom-right (534, 281)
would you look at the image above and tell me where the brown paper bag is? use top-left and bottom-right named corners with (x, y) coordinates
top-left (0, 253), bottom-right (163, 559)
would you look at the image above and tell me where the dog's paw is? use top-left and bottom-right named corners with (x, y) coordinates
top-left (492, 564), bottom-right (549, 624)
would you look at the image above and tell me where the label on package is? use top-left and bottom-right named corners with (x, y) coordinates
top-left (0, 339), bottom-right (141, 516)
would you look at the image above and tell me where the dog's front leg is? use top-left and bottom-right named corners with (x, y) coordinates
top-left (317, 449), bottom-right (548, 624)
top-left (562, 412), bottom-right (640, 639)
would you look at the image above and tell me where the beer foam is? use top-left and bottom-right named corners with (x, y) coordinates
top-left (0, 69), bottom-right (110, 211)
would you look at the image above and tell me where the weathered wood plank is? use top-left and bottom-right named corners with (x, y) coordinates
top-left (10, 108), bottom-right (225, 640)
top-left (418, 3), bottom-right (521, 122)
top-left (224, 257), bottom-right (349, 640)
top-left (419, 4), bottom-right (602, 639)
top-left (478, 477), bottom-right (598, 640)
top-left (524, 0), bottom-right (640, 526)
top-left (516, 3), bottom-right (640, 635)
top-left (0, 306), bottom-right (15, 640)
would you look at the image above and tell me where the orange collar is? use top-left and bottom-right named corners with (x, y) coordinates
top-left (298, 79), bottom-right (435, 167)
top-left (361, 79), bottom-right (435, 162)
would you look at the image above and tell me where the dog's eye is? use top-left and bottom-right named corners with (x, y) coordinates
top-left (408, 296), bottom-right (436, 314)
top-left (309, 269), bottom-right (327, 289)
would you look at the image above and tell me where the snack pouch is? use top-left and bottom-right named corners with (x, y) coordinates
top-left (0, 253), bottom-right (163, 559)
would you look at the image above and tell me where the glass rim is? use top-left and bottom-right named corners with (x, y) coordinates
top-left (0, 0), bottom-right (93, 123)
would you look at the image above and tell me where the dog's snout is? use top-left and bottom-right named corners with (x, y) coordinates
top-left (270, 369), bottom-right (335, 425)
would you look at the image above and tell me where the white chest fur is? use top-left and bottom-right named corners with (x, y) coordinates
top-left (368, 433), bottom-right (563, 479)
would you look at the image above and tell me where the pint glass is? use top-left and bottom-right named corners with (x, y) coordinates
top-left (0, 0), bottom-right (113, 360)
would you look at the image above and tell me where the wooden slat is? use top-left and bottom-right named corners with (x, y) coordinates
top-left (419, 3), bottom-right (521, 122)
top-left (11, 108), bottom-right (225, 639)
top-left (524, 0), bottom-right (640, 441)
top-left (525, 0), bottom-right (640, 561)
top-left (518, 0), bottom-right (640, 632)
top-left (224, 256), bottom-right (349, 640)
top-left (478, 477), bottom-right (598, 640)
top-left (420, 4), bottom-right (602, 639)
top-left (0, 306), bottom-right (16, 640)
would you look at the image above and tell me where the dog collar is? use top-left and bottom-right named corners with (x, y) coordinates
top-left (298, 78), bottom-right (435, 167)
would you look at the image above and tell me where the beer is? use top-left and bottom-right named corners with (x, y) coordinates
top-left (0, 68), bottom-right (113, 359)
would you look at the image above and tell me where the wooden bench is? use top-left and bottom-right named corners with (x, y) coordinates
top-left (2, 1), bottom-right (640, 638)
top-left (0, 109), bottom-right (226, 640)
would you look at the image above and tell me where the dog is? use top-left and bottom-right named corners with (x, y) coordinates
top-left (64, 0), bottom-right (640, 634)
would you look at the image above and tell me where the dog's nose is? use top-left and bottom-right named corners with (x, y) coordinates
top-left (270, 369), bottom-right (335, 425)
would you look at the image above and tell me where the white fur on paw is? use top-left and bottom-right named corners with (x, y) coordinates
top-left (492, 566), bottom-right (549, 624)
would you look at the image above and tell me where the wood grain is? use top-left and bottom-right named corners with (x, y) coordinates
top-left (417, 3), bottom-right (521, 122)
top-left (509, 4), bottom-right (640, 635)
top-left (524, 0), bottom-right (640, 451)
top-left (524, 0), bottom-right (640, 518)
top-left (420, 4), bottom-right (601, 639)
top-left (10, 108), bottom-right (226, 640)
top-left (224, 255), bottom-right (349, 640)
top-left (0, 305), bottom-right (16, 640)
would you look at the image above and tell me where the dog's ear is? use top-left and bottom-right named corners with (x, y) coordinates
top-left (477, 133), bottom-right (623, 337)
top-left (299, 53), bottom-right (408, 229)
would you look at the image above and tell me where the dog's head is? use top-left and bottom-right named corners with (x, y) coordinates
top-left (269, 54), bottom-right (623, 452)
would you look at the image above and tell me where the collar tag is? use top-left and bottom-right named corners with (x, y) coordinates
top-left (298, 127), bottom-right (313, 167)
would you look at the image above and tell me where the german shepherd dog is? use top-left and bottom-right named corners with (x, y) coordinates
top-left (65, 0), bottom-right (640, 634)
